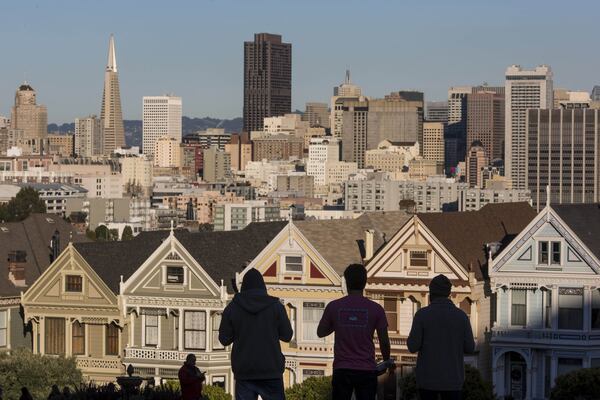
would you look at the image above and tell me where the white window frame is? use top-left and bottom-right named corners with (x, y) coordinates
top-left (144, 314), bottom-right (159, 347)
top-left (0, 310), bottom-right (7, 347)
top-left (162, 265), bottom-right (187, 286)
top-left (283, 255), bottom-right (304, 274)
top-left (408, 250), bottom-right (429, 269)
top-left (63, 273), bottom-right (84, 293)
top-left (509, 289), bottom-right (528, 328)
top-left (184, 310), bottom-right (206, 350)
top-left (302, 302), bottom-right (325, 343)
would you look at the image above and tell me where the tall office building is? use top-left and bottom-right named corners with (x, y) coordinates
top-left (426, 101), bottom-right (448, 122)
top-left (422, 122), bottom-right (445, 165)
top-left (100, 34), bottom-right (125, 155)
top-left (466, 90), bottom-right (505, 162)
top-left (466, 142), bottom-right (488, 188)
top-left (446, 86), bottom-right (471, 165)
top-left (527, 108), bottom-right (600, 210)
top-left (330, 70), bottom-right (363, 137)
top-left (505, 65), bottom-right (553, 189)
top-left (591, 86), bottom-right (600, 101)
top-left (75, 115), bottom-right (103, 157)
top-left (10, 83), bottom-right (47, 154)
top-left (303, 102), bottom-right (329, 128)
top-left (142, 95), bottom-right (182, 157)
top-left (243, 33), bottom-right (292, 133)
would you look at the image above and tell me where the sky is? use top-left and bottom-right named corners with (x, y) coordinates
top-left (1, 0), bottom-right (599, 123)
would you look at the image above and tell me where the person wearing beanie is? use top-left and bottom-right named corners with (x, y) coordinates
top-left (407, 274), bottom-right (475, 400)
top-left (219, 268), bottom-right (293, 400)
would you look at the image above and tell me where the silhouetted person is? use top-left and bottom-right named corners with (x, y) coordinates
top-left (219, 268), bottom-right (293, 400)
top-left (178, 353), bottom-right (205, 400)
top-left (20, 388), bottom-right (33, 400)
top-left (407, 274), bottom-right (475, 400)
top-left (0, 386), bottom-right (4, 400)
top-left (48, 385), bottom-right (62, 400)
top-left (317, 264), bottom-right (393, 400)
top-left (62, 387), bottom-right (71, 399)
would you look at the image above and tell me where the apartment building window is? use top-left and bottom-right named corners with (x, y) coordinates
top-left (166, 266), bottom-right (184, 284)
top-left (511, 289), bottom-right (527, 326)
top-left (542, 289), bottom-right (552, 328)
top-left (384, 298), bottom-right (398, 332)
top-left (145, 315), bottom-right (159, 346)
top-left (285, 256), bottom-right (303, 273)
top-left (0, 310), bottom-right (7, 347)
top-left (106, 323), bottom-right (119, 356)
top-left (45, 317), bottom-right (66, 355)
top-left (65, 275), bottom-right (83, 292)
top-left (303, 302), bottom-right (325, 341)
top-left (538, 241), bottom-right (561, 265)
top-left (592, 290), bottom-right (600, 330)
top-left (558, 288), bottom-right (583, 330)
top-left (184, 311), bottom-right (206, 350)
top-left (212, 313), bottom-right (224, 350)
top-left (409, 251), bottom-right (428, 268)
top-left (72, 321), bottom-right (85, 355)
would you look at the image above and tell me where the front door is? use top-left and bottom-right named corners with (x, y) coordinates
top-left (509, 353), bottom-right (526, 399)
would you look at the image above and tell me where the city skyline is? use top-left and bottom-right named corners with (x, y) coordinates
top-left (1, 0), bottom-right (599, 123)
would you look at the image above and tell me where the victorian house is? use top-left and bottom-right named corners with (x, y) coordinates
top-left (490, 204), bottom-right (600, 400)
top-left (0, 214), bottom-right (88, 353)
top-left (364, 203), bottom-right (536, 379)
top-left (239, 212), bottom-right (410, 387)
top-left (21, 222), bottom-right (285, 389)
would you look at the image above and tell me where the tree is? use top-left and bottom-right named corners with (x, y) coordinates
top-left (0, 348), bottom-right (82, 399)
top-left (109, 228), bottom-right (119, 241)
top-left (198, 223), bottom-right (214, 232)
top-left (399, 199), bottom-right (417, 213)
top-left (203, 385), bottom-right (232, 400)
top-left (121, 225), bottom-right (134, 241)
top-left (85, 229), bottom-right (96, 241)
top-left (551, 367), bottom-right (600, 400)
top-left (0, 186), bottom-right (47, 222)
top-left (94, 225), bottom-right (110, 241)
top-left (285, 376), bottom-right (332, 400)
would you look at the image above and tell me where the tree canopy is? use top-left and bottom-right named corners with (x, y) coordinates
top-left (0, 186), bottom-right (47, 222)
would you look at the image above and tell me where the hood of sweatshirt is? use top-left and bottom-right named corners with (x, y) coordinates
top-left (233, 268), bottom-right (280, 314)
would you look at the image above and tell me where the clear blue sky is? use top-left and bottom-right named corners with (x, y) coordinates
top-left (2, 0), bottom-right (599, 123)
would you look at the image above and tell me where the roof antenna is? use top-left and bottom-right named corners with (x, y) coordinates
top-left (170, 219), bottom-right (174, 236)
top-left (546, 184), bottom-right (551, 208)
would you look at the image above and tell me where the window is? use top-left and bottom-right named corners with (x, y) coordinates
top-left (592, 290), bottom-right (600, 330)
top-left (72, 321), bottom-right (85, 355)
top-left (557, 358), bottom-right (582, 377)
top-left (303, 302), bottom-right (325, 341)
top-left (45, 317), bottom-right (66, 355)
top-left (409, 251), bottom-right (428, 267)
top-left (212, 376), bottom-right (225, 389)
top-left (0, 311), bottom-right (6, 347)
top-left (212, 313), bottom-right (224, 350)
top-left (65, 275), bottom-right (82, 292)
top-left (551, 242), bottom-right (561, 264)
top-left (538, 242), bottom-right (549, 264)
top-left (285, 256), bottom-right (303, 273)
top-left (511, 289), bottom-right (527, 326)
top-left (384, 298), bottom-right (398, 332)
top-left (145, 315), bottom-right (159, 346)
top-left (184, 311), bottom-right (206, 350)
top-left (538, 241), bottom-right (561, 265)
top-left (558, 288), bottom-right (583, 330)
top-left (543, 289), bottom-right (552, 328)
top-left (166, 266), bottom-right (184, 284)
top-left (106, 323), bottom-right (119, 356)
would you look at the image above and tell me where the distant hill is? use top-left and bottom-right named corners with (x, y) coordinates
top-left (48, 116), bottom-right (243, 147)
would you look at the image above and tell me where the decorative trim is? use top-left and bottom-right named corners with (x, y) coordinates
top-left (0, 297), bottom-right (21, 306)
top-left (517, 246), bottom-right (532, 261)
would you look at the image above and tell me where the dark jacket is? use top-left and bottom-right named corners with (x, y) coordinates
top-left (178, 363), bottom-right (204, 400)
top-left (407, 297), bottom-right (475, 391)
top-left (219, 269), bottom-right (293, 380)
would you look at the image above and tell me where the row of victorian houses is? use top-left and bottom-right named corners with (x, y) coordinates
top-left (1, 202), bottom-right (599, 399)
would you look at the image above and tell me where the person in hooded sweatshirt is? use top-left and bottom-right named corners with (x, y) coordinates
top-left (219, 268), bottom-right (293, 400)
top-left (407, 274), bottom-right (476, 400)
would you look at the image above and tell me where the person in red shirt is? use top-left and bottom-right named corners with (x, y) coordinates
top-left (178, 354), bottom-right (205, 400)
top-left (317, 263), bottom-right (393, 400)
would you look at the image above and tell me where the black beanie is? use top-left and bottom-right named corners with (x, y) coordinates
top-left (429, 274), bottom-right (452, 298)
top-left (241, 268), bottom-right (267, 292)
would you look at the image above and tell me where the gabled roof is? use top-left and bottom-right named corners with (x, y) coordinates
top-left (0, 214), bottom-right (90, 298)
top-left (417, 202), bottom-right (536, 279)
top-left (293, 212), bottom-right (411, 274)
top-left (74, 221), bottom-right (287, 294)
top-left (553, 204), bottom-right (600, 260)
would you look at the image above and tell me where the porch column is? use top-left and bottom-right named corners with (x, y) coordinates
top-left (205, 311), bottom-right (211, 352)
top-left (39, 317), bottom-right (45, 355)
top-left (583, 286), bottom-right (592, 331)
top-left (178, 308), bottom-right (184, 351)
top-left (551, 285), bottom-right (559, 329)
top-left (492, 351), bottom-right (505, 398)
top-left (65, 319), bottom-right (72, 357)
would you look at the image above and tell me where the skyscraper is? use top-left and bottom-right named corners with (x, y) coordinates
top-left (466, 90), bottom-right (505, 162)
top-left (303, 102), bottom-right (329, 128)
top-left (505, 65), bottom-right (553, 189)
top-left (422, 121), bottom-right (445, 165)
top-left (330, 70), bottom-right (363, 138)
top-left (142, 95), bottom-right (182, 157)
top-left (466, 142), bottom-right (488, 188)
top-left (10, 83), bottom-right (47, 154)
top-left (243, 33), bottom-right (292, 133)
top-left (75, 115), bottom-right (103, 157)
top-left (446, 86), bottom-right (471, 166)
top-left (100, 34), bottom-right (125, 155)
top-left (425, 101), bottom-right (448, 122)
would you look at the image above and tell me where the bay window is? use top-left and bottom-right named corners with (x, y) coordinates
top-left (302, 302), bottom-right (325, 341)
top-left (184, 311), bottom-right (206, 350)
top-left (144, 315), bottom-right (159, 346)
top-left (558, 288), bottom-right (583, 330)
top-left (511, 289), bottom-right (527, 326)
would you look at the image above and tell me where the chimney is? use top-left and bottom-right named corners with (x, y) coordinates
top-left (364, 230), bottom-right (375, 260)
top-left (50, 229), bottom-right (60, 262)
top-left (7, 250), bottom-right (27, 287)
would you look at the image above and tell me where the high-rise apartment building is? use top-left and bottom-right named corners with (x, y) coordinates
top-left (142, 95), bottom-right (182, 157)
top-left (74, 115), bottom-right (103, 157)
top-left (100, 34), bottom-right (125, 155)
top-left (252, 135), bottom-right (304, 162)
top-left (465, 142), bottom-right (489, 188)
top-left (330, 70), bottom-right (363, 138)
top-left (202, 147), bottom-right (231, 182)
top-left (422, 122), bottom-right (445, 165)
top-left (426, 101), bottom-right (448, 122)
top-left (307, 137), bottom-right (340, 186)
top-left (446, 86), bottom-right (471, 167)
top-left (243, 33), bottom-right (292, 133)
top-left (153, 136), bottom-right (182, 168)
top-left (10, 83), bottom-right (47, 154)
top-left (505, 65), bottom-right (553, 189)
top-left (341, 92), bottom-right (424, 168)
top-left (527, 108), bottom-right (600, 210)
top-left (225, 133), bottom-right (252, 171)
top-left (466, 90), bottom-right (505, 161)
top-left (303, 102), bottom-right (329, 128)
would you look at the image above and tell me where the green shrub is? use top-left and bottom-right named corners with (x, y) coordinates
top-left (202, 385), bottom-right (232, 400)
top-left (550, 367), bottom-right (600, 400)
top-left (285, 376), bottom-right (332, 400)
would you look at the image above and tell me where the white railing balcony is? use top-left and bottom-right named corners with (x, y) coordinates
top-left (124, 347), bottom-right (230, 363)
top-left (491, 327), bottom-right (600, 346)
top-left (76, 357), bottom-right (123, 372)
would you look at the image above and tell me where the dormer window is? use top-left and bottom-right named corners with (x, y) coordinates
top-left (166, 266), bottom-right (184, 284)
top-left (65, 275), bottom-right (83, 292)
top-left (285, 256), bottom-right (303, 273)
top-left (409, 250), bottom-right (428, 268)
top-left (538, 241), bottom-right (561, 265)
